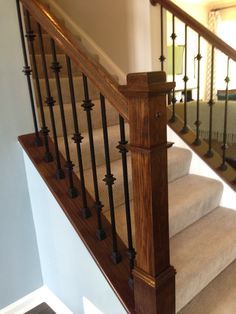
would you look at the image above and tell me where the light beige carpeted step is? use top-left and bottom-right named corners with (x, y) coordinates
top-left (47, 100), bottom-right (119, 137)
top-left (29, 33), bottom-right (64, 54)
top-left (31, 54), bottom-right (81, 78)
top-left (171, 206), bottom-right (236, 311)
top-left (168, 174), bottom-right (223, 237)
top-left (81, 147), bottom-right (194, 211)
top-left (179, 257), bottom-right (236, 314)
top-left (104, 174), bottom-right (223, 244)
top-left (168, 146), bottom-right (192, 183)
top-left (58, 123), bottom-right (124, 171)
top-left (37, 75), bottom-right (99, 104)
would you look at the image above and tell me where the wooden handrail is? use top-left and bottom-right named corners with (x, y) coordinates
top-left (150, 0), bottom-right (236, 62)
top-left (20, 0), bottom-right (128, 121)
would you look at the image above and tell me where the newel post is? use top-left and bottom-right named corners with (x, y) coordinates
top-left (120, 72), bottom-right (176, 314)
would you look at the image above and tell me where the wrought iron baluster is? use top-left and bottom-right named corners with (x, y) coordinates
top-left (170, 15), bottom-right (177, 123)
top-left (117, 116), bottom-right (135, 284)
top-left (193, 34), bottom-right (202, 146)
top-left (25, 12), bottom-right (53, 162)
top-left (82, 74), bottom-right (106, 240)
top-left (181, 24), bottom-right (189, 133)
top-left (220, 57), bottom-right (230, 171)
top-left (37, 24), bottom-right (65, 179)
top-left (159, 6), bottom-right (166, 71)
top-left (66, 56), bottom-right (91, 218)
top-left (16, 2), bottom-right (41, 146)
top-left (206, 46), bottom-right (215, 158)
top-left (50, 39), bottom-right (78, 197)
top-left (100, 94), bottom-right (121, 263)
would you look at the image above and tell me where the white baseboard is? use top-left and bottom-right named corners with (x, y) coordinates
top-left (0, 285), bottom-right (73, 314)
top-left (46, 0), bottom-right (126, 84)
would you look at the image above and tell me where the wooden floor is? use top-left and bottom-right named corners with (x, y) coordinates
top-left (25, 303), bottom-right (55, 314)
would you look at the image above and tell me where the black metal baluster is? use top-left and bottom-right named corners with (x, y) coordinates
top-left (193, 34), bottom-right (202, 146)
top-left (117, 116), bottom-right (135, 285)
top-left (82, 74), bottom-right (106, 240)
top-left (100, 94), bottom-right (121, 263)
top-left (25, 12), bottom-right (53, 162)
top-left (220, 57), bottom-right (230, 171)
top-left (66, 56), bottom-right (91, 218)
top-left (170, 15), bottom-right (177, 123)
top-left (37, 24), bottom-right (64, 179)
top-left (159, 6), bottom-right (166, 71)
top-left (50, 39), bottom-right (77, 197)
top-left (181, 24), bottom-right (189, 133)
top-left (16, 2), bottom-right (41, 146)
top-left (206, 46), bottom-right (215, 158)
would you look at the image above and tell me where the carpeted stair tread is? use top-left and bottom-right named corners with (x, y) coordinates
top-left (168, 174), bottom-right (223, 237)
top-left (30, 33), bottom-right (64, 54)
top-left (37, 75), bottom-right (99, 104)
top-left (103, 174), bottom-right (223, 245)
top-left (168, 147), bottom-right (192, 182)
top-left (77, 147), bottom-right (197, 213)
top-left (58, 123), bottom-right (125, 171)
top-left (171, 206), bottom-right (236, 311)
top-left (31, 54), bottom-right (81, 78)
top-left (178, 257), bottom-right (236, 314)
top-left (45, 100), bottom-right (119, 137)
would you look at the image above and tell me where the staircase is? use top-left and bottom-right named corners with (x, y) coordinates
top-left (17, 0), bottom-right (236, 313)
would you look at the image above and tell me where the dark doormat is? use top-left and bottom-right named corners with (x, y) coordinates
top-left (24, 302), bottom-right (56, 314)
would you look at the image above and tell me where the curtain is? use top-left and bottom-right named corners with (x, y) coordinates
top-left (205, 11), bottom-right (221, 101)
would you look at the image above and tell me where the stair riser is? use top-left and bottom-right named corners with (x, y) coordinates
top-left (35, 76), bottom-right (99, 105)
top-left (31, 54), bottom-right (81, 78)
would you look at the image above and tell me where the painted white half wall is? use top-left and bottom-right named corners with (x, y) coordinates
top-left (23, 152), bottom-right (127, 314)
top-left (0, 0), bottom-right (43, 309)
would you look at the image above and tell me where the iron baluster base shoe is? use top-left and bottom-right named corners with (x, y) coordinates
top-left (68, 187), bottom-right (78, 199)
top-left (128, 277), bottom-right (134, 289)
top-left (219, 163), bottom-right (228, 171)
top-left (81, 207), bottom-right (91, 219)
top-left (193, 138), bottom-right (201, 146)
top-left (111, 251), bottom-right (122, 264)
top-left (55, 168), bottom-right (65, 180)
top-left (96, 228), bottom-right (107, 241)
top-left (169, 115), bottom-right (176, 123)
top-left (44, 152), bottom-right (53, 163)
top-left (34, 136), bottom-right (43, 147)
top-left (180, 125), bottom-right (189, 134)
top-left (205, 150), bottom-right (214, 158)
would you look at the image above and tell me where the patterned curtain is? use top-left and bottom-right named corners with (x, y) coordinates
top-left (205, 11), bottom-right (221, 101)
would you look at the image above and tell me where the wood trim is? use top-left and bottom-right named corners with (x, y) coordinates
top-left (18, 133), bottom-right (135, 314)
top-left (20, 0), bottom-right (128, 121)
top-left (150, 0), bottom-right (236, 62)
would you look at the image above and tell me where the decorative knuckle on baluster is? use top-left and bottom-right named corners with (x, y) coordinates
top-left (25, 31), bottom-right (36, 42)
top-left (82, 99), bottom-right (94, 111)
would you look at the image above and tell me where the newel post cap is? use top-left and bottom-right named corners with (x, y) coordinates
top-left (119, 71), bottom-right (175, 96)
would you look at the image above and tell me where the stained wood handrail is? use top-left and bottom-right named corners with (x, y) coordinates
top-left (150, 0), bottom-right (236, 62)
top-left (20, 0), bottom-right (128, 121)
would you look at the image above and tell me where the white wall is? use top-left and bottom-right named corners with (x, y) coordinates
top-left (0, 0), bottom-right (43, 309)
top-left (45, 0), bottom-right (162, 82)
top-left (23, 152), bottom-right (127, 314)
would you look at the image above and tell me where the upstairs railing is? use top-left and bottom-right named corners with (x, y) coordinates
top-left (151, 0), bottom-right (236, 181)
top-left (16, 0), bottom-right (175, 313)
